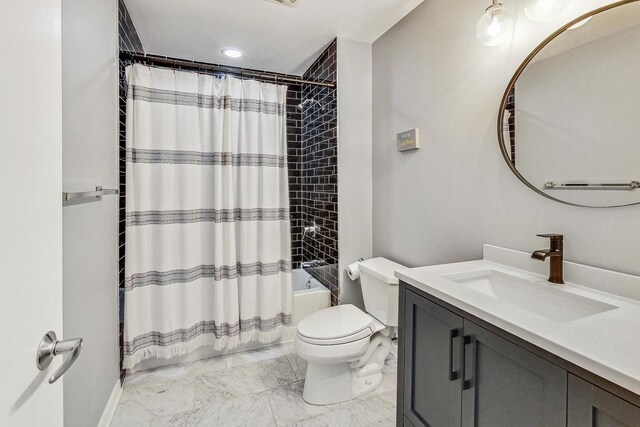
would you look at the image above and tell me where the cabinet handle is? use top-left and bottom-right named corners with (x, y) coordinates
top-left (462, 335), bottom-right (477, 391)
top-left (448, 328), bottom-right (461, 381)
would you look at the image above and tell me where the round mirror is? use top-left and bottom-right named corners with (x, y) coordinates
top-left (498, 0), bottom-right (640, 207)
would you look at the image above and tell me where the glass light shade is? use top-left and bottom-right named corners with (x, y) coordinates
top-left (476, 3), bottom-right (514, 46)
top-left (524, 0), bottom-right (572, 22)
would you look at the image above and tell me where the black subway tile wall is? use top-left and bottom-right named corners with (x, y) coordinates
top-left (287, 87), bottom-right (305, 269)
top-left (301, 40), bottom-right (339, 305)
top-left (118, 0), bottom-right (144, 378)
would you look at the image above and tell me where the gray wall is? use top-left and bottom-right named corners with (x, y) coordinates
top-left (372, 0), bottom-right (640, 276)
top-left (62, 0), bottom-right (120, 425)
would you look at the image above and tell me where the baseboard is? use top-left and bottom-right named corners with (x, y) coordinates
top-left (97, 380), bottom-right (122, 427)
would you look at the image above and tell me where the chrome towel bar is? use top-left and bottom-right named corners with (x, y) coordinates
top-left (63, 186), bottom-right (119, 206)
top-left (544, 181), bottom-right (640, 190)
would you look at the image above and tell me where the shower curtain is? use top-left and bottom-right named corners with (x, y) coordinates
top-left (123, 64), bottom-right (293, 369)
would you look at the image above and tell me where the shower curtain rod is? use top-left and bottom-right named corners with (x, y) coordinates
top-left (120, 52), bottom-right (336, 89)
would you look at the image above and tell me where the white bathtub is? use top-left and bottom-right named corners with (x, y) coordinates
top-left (292, 268), bottom-right (331, 325)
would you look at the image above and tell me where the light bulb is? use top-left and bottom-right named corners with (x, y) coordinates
top-left (477, 2), bottom-right (514, 46)
top-left (524, 0), bottom-right (572, 22)
top-left (487, 18), bottom-right (502, 37)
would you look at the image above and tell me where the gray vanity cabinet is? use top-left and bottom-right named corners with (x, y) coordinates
top-left (461, 320), bottom-right (567, 427)
top-left (400, 286), bottom-right (640, 427)
top-left (568, 375), bottom-right (640, 427)
top-left (403, 290), bottom-right (464, 427)
top-left (402, 289), bottom-right (566, 427)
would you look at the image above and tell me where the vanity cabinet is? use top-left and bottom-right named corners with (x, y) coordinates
top-left (403, 290), bottom-right (463, 427)
top-left (568, 375), bottom-right (640, 427)
top-left (399, 286), bottom-right (640, 427)
top-left (461, 321), bottom-right (567, 427)
top-left (402, 290), bottom-right (566, 427)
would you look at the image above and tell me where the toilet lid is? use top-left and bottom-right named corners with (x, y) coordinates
top-left (297, 304), bottom-right (373, 341)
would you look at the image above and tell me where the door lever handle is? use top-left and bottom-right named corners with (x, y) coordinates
top-left (36, 331), bottom-right (83, 384)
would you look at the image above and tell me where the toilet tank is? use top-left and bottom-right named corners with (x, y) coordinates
top-left (358, 257), bottom-right (407, 327)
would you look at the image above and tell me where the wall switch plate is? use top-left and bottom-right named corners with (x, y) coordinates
top-left (397, 128), bottom-right (420, 151)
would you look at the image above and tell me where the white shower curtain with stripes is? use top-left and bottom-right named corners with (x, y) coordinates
top-left (123, 64), bottom-right (293, 369)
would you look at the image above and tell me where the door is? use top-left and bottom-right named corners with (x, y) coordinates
top-left (461, 320), bottom-right (567, 427)
top-left (568, 374), bottom-right (640, 427)
top-left (404, 290), bottom-right (464, 427)
top-left (0, 1), bottom-right (64, 426)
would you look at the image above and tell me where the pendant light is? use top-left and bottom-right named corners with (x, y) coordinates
top-left (524, 0), bottom-right (572, 22)
top-left (477, 0), bottom-right (514, 46)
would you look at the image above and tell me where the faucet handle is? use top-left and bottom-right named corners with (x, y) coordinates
top-left (537, 233), bottom-right (563, 240)
top-left (536, 234), bottom-right (563, 252)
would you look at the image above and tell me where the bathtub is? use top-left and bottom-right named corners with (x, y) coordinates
top-left (292, 268), bottom-right (331, 325)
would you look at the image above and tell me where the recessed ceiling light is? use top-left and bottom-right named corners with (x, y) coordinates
top-left (221, 48), bottom-right (243, 58)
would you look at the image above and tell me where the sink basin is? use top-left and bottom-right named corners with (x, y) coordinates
top-left (443, 269), bottom-right (617, 322)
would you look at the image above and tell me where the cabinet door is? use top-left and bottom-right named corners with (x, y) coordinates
top-left (461, 320), bottom-right (567, 427)
top-left (404, 290), bottom-right (464, 427)
top-left (404, 416), bottom-right (417, 427)
top-left (568, 374), bottom-right (640, 427)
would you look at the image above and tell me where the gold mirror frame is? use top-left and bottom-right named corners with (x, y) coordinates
top-left (497, 0), bottom-right (640, 208)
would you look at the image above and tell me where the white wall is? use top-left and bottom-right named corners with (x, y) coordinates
top-left (337, 38), bottom-right (373, 308)
top-left (516, 23), bottom-right (640, 206)
top-left (62, 0), bottom-right (120, 425)
top-left (372, 0), bottom-right (640, 276)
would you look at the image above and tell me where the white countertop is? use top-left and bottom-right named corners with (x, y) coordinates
top-left (394, 245), bottom-right (640, 396)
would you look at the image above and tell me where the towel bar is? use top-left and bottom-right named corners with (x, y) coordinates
top-left (63, 186), bottom-right (120, 206)
top-left (544, 181), bottom-right (640, 190)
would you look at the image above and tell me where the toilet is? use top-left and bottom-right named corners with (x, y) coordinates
top-left (294, 257), bottom-right (406, 405)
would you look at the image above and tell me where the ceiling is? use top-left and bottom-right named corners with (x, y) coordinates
top-left (124, 0), bottom-right (423, 76)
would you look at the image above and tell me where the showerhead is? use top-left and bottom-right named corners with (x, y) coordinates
top-left (297, 98), bottom-right (324, 111)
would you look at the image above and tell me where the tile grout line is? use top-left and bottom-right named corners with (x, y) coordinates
top-left (192, 376), bottom-right (197, 412)
top-left (264, 392), bottom-right (280, 427)
top-left (284, 352), bottom-right (299, 382)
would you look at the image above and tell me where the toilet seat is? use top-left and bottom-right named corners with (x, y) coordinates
top-left (296, 304), bottom-right (385, 346)
top-left (297, 327), bottom-right (373, 346)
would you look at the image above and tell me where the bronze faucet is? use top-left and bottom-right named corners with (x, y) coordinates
top-left (531, 234), bottom-right (564, 284)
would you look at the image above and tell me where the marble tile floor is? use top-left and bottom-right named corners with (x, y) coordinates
top-left (111, 342), bottom-right (397, 427)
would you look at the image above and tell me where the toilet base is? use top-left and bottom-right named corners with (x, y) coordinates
top-left (302, 361), bottom-right (383, 405)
